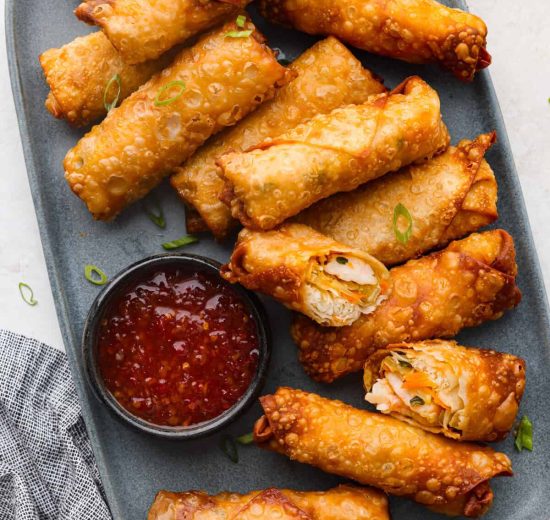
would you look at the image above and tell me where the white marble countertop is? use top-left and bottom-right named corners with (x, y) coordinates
top-left (1, 0), bottom-right (549, 351)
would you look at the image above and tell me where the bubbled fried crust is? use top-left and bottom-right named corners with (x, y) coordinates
top-left (147, 485), bottom-right (389, 520)
top-left (292, 230), bottom-right (521, 382)
top-left (254, 388), bottom-right (511, 517)
top-left (258, 0), bottom-right (490, 81)
top-left (64, 21), bottom-right (288, 221)
top-left (364, 339), bottom-right (526, 441)
top-left (295, 132), bottom-right (497, 266)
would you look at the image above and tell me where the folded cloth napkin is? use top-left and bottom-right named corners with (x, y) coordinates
top-left (0, 330), bottom-right (111, 520)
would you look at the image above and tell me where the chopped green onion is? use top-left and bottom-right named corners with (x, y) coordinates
top-left (226, 29), bottom-right (253, 38)
top-left (220, 435), bottom-right (238, 463)
top-left (236, 14), bottom-right (247, 28)
top-left (84, 265), bottom-right (108, 286)
top-left (154, 80), bottom-right (186, 107)
top-left (236, 432), bottom-right (254, 445)
top-left (161, 235), bottom-right (198, 250)
top-left (393, 203), bottom-right (413, 245)
top-left (410, 396), bottom-right (425, 406)
top-left (143, 199), bottom-right (166, 229)
top-left (336, 256), bottom-right (348, 265)
top-left (18, 282), bottom-right (37, 306)
top-left (104, 74), bottom-right (121, 112)
top-left (398, 359), bottom-right (412, 369)
top-left (514, 415), bottom-right (533, 452)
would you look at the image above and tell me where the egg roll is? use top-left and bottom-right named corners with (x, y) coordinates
top-left (294, 132), bottom-right (497, 265)
top-left (148, 485), bottom-right (389, 520)
top-left (293, 229), bottom-right (521, 382)
top-left (364, 340), bottom-right (525, 442)
top-left (258, 0), bottom-right (491, 81)
top-left (64, 20), bottom-right (288, 221)
top-left (221, 223), bottom-right (390, 327)
top-left (170, 36), bottom-right (387, 238)
top-left (39, 32), bottom-right (177, 127)
top-left (255, 388), bottom-right (513, 517)
top-left (75, 0), bottom-right (248, 64)
top-left (218, 76), bottom-right (450, 231)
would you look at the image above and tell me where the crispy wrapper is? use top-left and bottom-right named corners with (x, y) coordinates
top-left (147, 485), bottom-right (389, 520)
top-left (221, 223), bottom-right (390, 327)
top-left (39, 32), bottom-right (176, 127)
top-left (364, 340), bottom-right (525, 442)
top-left (218, 76), bottom-right (450, 231)
top-left (254, 388), bottom-right (513, 517)
top-left (75, 0), bottom-right (247, 64)
top-left (170, 36), bottom-right (386, 238)
top-left (64, 21), bottom-right (288, 221)
top-left (295, 133), bottom-right (497, 265)
top-left (258, 0), bottom-right (491, 81)
top-left (293, 230), bottom-right (521, 382)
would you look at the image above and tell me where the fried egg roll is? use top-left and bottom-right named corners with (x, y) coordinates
top-left (75, 0), bottom-right (247, 64)
top-left (40, 32), bottom-right (176, 127)
top-left (254, 388), bottom-right (512, 518)
top-left (64, 21), bottom-right (288, 221)
top-left (148, 485), bottom-right (389, 520)
top-left (170, 36), bottom-right (387, 238)
top-left (293, 230), bottom-right (521, 382)
top-left (364, 340), bottom-right (525, 442)
top-left (219, 76), bottom-right (450, 231)
top-left (258, 0), bottom-right (491, 81)
top-left (221, 223), bottom-right (390, 327)
top-left (295, 133), bottom-right (498, 265)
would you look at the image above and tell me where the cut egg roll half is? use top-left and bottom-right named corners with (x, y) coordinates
top-left (221, 224), bottom-right (389, 327)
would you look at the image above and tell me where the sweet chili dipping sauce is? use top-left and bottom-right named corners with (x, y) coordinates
top-left (97, 267), bottom-right (260, 427)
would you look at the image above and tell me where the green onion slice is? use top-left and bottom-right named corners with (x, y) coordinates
top-left (409, 396), bottom-right (425, 406)
top-left (220, 435), bottom-right (238, 463)
top-left (154, 80), bottom-right (186, 107)
top-left (226, 29), bottom-right (253, 38)
top-left (336, 256), bottom-right (348, 265)
top-left (143, 199), bottom-right (166, 229)
top-left (18, 282), bottom-right (38, 306)
top-left (104, 74), bottom-right (121, 112)
top-left (393, 203), bottom-right (413, 245)
top-left (236, 14), bottom-right (247, 28)
top-left (514, 415), bottom-right (533, 452)
top-left (398, 359), bottom-right (412, 369)
top-left (236, 432), bottom-right (254, 445)
top-left (161, 235), bottom-right (198, 250)
top-left (84, 265), bottom-right (108, 286)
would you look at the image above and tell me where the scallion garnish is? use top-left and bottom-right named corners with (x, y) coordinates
top-left (154, 80), bottom-right (186, 107)
top-left (143, 199), bottom-right (166, 229)
top-left (220, 435), bottom-right (238, 463)
top-left (104, 74), bottom-right (121, 112)
top-left (514, 415), bottom-right (533, 452)
top-left (410, 396), bottom-right (425, 406)
top-left (236, 432), bottom-right (254, 445)
top-left (336, 256), bottom-right (348, 265)
top-left (393, 203), bottom-right (413, 245)
top-left (84, 265), bottom-right (108, 286)
top-left (398, 359), bottom-right (413, 369)
top-left (18, 282), bottom-right (37, 306)
top-left (236, 14), bottom-right (247, 28)
top-left (161, 235), bottom-right (198, 250)
top-left (226, 29), bottom-right (253, 38)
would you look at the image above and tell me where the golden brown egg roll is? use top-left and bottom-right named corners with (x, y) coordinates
top-left (364, 339), bottom-right (525, 442)
top-left (294, 132), bottom-right (497, 265)
top-left (218, 76), bottom-right (450, 231)
top-left (221, 223), bottom-right (390, 327)
top-left (75, 0), bottom-right (247, 64)
top-left (170, 36), bottom-right (387, 238)
top-left (293, 229), bottom-right (521, 382)
top-left (64, 20), bottom-right (289, 221)
top-left (39, 32), bottom-right (177, 127)
top-left (148, 485), bottom-right (389, 520)
top-left (258, 0), bottom-right (491, 81)
top-left (254, 388), bottom-right (513, 518)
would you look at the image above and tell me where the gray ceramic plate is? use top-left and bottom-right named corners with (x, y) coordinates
top-left (6, 0), bottom-right (550, 518)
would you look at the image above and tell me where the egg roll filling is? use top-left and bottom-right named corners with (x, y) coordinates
top-left (305, 253), bottom-right (386, 326)
top-left (365, 350), bottom-right (467, 434)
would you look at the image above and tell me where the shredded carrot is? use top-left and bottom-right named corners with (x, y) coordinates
top-left (402, 371), bottom-right (435, 390)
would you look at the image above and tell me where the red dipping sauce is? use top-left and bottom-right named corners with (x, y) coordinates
top-left (97, 267), bottom-right (260, 427)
